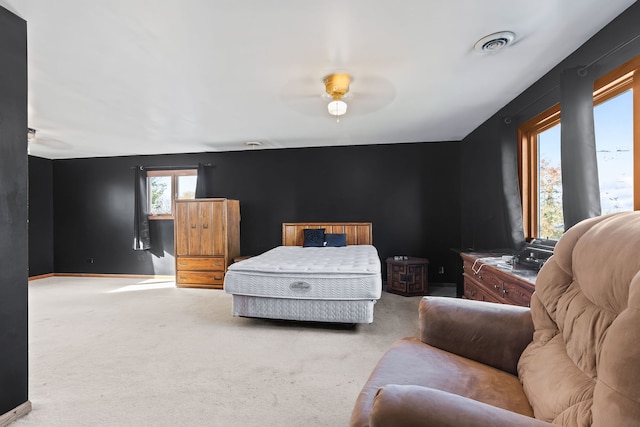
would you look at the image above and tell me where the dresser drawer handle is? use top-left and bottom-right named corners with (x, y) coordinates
top-left (214, 275), bottom-right (223, 281)
top-left (178, 261), bottom-right (188, 266)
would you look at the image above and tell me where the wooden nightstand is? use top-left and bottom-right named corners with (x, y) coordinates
top-left (385, 257), bottom-right (429, 296)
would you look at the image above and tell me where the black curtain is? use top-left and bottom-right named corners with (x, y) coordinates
top-left (560, 66), bottom-right (601, 230)
top-left (499, 118), bottom-right (526, 248)
top-left (195, 163), bottom-right (215, 198)
top-left (133, 166), bottom-right (151, 250)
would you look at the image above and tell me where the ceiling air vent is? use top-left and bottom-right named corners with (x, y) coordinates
top-left (474, 31), bottom-right (516, 53)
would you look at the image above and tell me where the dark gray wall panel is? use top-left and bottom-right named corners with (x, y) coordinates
top-left (0, 6), bottom-right (28, 416)
top-left (52, 142), bottom-right (461, 283)
top-left (29, 156), bottom-right (54, 276)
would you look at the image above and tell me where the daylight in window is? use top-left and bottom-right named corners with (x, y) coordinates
top-left (537, 124), bottom-right (563, 239)
top-left (594, 89), bottom-right (634, 214)
top-left (149, 175), bottom-right (172, 215)
top-left (147, 169), bottom-right (197, 218)
top-left (177, 175), bottom-right (197, 200)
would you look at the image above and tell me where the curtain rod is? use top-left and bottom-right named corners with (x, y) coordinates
top-left (578, 32), bottom-right (640, 75)
top-left (505, 31), bottom-right (640, 123)
top-left (131, 163), bottom-right (213, 170)
top-left (505, 84), bottom-right (559, 123)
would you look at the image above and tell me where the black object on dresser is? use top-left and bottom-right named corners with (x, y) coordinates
top-left (385, 257), bottom-right (429, 296)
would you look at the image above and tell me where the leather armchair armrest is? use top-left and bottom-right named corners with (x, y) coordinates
top-left (418, 297), bottom-right (533, 375)
top-left (370, 385), bottom-right (550, 427)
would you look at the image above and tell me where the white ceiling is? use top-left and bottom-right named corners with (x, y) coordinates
top-left (2, 0), bottom-right (636, 159)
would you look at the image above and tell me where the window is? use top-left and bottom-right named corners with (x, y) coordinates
top-left (519, 55), bottom-right (640, 240)
top-left (537, 121), bottom-right (563, 239)
top-left (593, 56), bottom-right (639, 214)
top-left (519, 105), bottom-right (562, 240)
top-left (594, 90), bottom-right (634, 214)
top-left (147, 169), bottom-right (197, 219)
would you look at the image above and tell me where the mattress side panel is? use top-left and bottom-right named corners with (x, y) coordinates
top-left (224, 270), bottom-right (382, 300)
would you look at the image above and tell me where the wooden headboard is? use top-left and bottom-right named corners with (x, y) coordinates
top-left (282, 222), bottom-right (373, 246)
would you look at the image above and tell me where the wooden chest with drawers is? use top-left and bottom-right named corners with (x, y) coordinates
top-left (461, 252), bottom-right (536, 307)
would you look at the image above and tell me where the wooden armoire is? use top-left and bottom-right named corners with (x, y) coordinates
top-left (174, 198), bottom-right (240, 289)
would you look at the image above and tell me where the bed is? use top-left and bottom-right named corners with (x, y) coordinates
top-left (223, 222), bottom-right (382, 323)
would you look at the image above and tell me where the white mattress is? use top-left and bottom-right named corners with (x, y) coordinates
top-left (224, 245), bottom-right (382, 301)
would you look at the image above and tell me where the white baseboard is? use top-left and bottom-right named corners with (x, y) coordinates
top-left (30, 273), bottom-right (175, 281)
top-left (0, 401), bottom-right (32, 427)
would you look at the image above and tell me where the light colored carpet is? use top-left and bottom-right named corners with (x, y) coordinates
top-left (15, 277), bottom-right (454, 427)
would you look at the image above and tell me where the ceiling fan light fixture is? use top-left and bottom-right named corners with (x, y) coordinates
top-left (324, 73), bottom-right (351, 119)
top-left (327, 100), bottom-right (347, 116)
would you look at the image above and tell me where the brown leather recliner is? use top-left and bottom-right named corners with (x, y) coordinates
top-left (350, 212), bottom-right (640, 426)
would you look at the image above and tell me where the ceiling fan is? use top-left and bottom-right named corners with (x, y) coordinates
top-left (280, 72), bottom-right (395, 120)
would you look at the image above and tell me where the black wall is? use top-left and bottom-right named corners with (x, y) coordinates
top-left (45, 142), bottom-right (461, 283)
top-left (0, 7), bottom-right (28, 417)
top-left (460, 2), bottom-right (640, 251)
top-left (28, 156), bottom-right (54, 276)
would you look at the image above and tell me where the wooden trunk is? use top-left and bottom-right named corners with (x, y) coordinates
top-left (385, 257), bottom-right (429, 296)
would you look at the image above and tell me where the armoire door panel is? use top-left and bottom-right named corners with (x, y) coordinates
top-left (187, 202), bottom-right (200, 255)
top-left (210, 201), bottom-right (226, 255)
top-left (199, 201), bottom-right (214, 256)
top-left (175, 202), bottom-right (189, 256)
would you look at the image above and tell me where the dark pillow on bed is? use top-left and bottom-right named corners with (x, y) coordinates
top-left (325, 233), bottom-right (347, 247)
top-left (303, 228), bottom-right (326, 247)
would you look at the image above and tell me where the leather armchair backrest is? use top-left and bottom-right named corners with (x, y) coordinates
top-left (518, 212), bottom-right (640, 426)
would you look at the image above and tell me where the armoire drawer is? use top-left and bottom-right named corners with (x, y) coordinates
top-left (176, 271), bottom-right (225, 285)
top-left (176, 257), bottom-right (225, 271)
